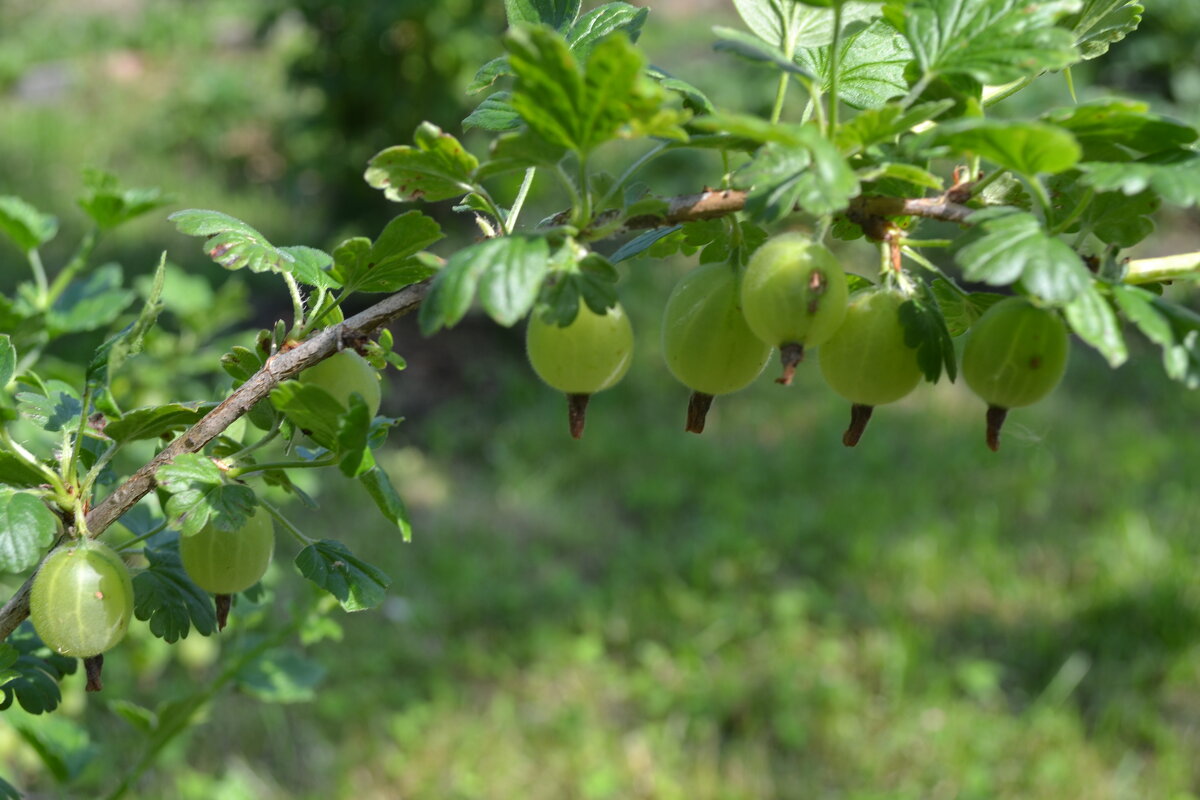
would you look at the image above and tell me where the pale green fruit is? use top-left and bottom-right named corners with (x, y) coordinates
top-left (31, 540), bottom-right (134, 658)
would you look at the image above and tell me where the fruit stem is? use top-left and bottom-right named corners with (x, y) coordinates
top-left (84, 654), bottom-right (104, 693)
top-left (685, 392), bottom-right (715, 434)
top-left (842, 404), bottom-right (874, 447)
top-left (566, 393), bottom-right (590, 440)
top-left (986, 405), bottom-right (1008, 452)
top-left (215, 594), bottom-right (232, 631)
top-left (776, 342), bottom-right (805, 386)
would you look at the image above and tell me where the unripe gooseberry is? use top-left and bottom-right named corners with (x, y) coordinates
top-left (299, 350), bottom-right (381, 418)
top-left (662, 261), bottom-right (772, 433)
top-left (741, 233), bottom-right (848, 385)
top-left (962, 297), bottom-right (1069, 451)
top-left (181, 505), bottom-right (275, 597)
top-left (30, 539), bottom-right (134, 659)
top-left (818, 288), bottom-right (923, 447)
top-left (526, 302), bottom-right (634, 439)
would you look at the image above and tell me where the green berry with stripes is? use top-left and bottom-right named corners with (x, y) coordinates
top-left (181, 505), bottom-right (275, 595)
top-left (30, 539), bottom-right (134, 658)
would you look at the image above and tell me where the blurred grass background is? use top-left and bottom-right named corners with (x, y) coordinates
top-left (2, 1), bottom-right (1200, 798)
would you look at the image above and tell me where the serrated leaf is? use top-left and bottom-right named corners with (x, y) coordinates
top-left (278, 246), bottom-right (340, 289)
top-left (835, 100), bottom-right (954, 153)
top-left (156, 453), bottom-right (255, 537)
top-left (0, 490), bottom-right (58, 573)
top-left (734, 0), bottom-right (881, 50)
top-left (106, 255), bottom-right (166, 379)
top-left (1062, 0), bottom-right (1142, 59)
top-left (1111, 286), bottom-right (1191, 385)
top-left (47, 263), bottom-right (135, 334)
top-left (365, 122), bottom-right (479, 203)
top-left (1079, 149), bottom-right (1200, 209)
top-left (464, 91), bottom-right (524, 132)
top-left (170, 209), bottom-right (293, 274)
top-left (0, 625), bottom-right (76, 714)
top-left (505, 0), bottom-right (581, 30)
top-left (713, 26), bottom-right (817, 77)
top-left (332, 212), bottom-right (444, 294)
top-left (930, 280), bottom-right (1006, 336)
top-left (927, 119), bottom-right (1081, 176)
top-left (567, 3), bottom-right (649, 59)
top-left (955, 208), bottom-right (1091, 303)
top-left (898, 283), bottom-right (957, 382)
top-left (269, 382), bottom-right (345, 450)
top-left (105, 402), bottom-right (218, 443)
top-left (236, 647), bottom-right (326, 703)
top-left (221, 345), bottom-right (265, 388)
top-left (1047, 175), bottom-right (1158, 248)
top-left (647, 67), bottom-right (715, 114)
top-left (858, 162), bottom-right (943, 191)
top-left (336, 395), bottom-right (375, 478)
top-left (17, 384), bottom-right (82, 433)
top-left (0, 196), bottom-right (57, 253)
top-left (419, 235), bottom-right (551, 334)
top-left (0, 452), bottom-right (51, 488)
top-left (295, 539), bottom-right (391, 612)
top-left (77, 169), bottom-right (171, 230)
top-left (794, 18), bottom-right (911, 109)
top-left (884, 0), bottom-right (1081, 84)
top-left (467, 56), bottom-right (512, 94)
top-left (1064, 283), bottom-right (1126, 367)
top-left (737, 126), bottom-right (860, 222)
top-left (611, 225), bottom-right (683, 263)
top-left (359, 466), bottom-right (412, 541)
top-left (132, 541), bottom-right (218, 642)
top-left (1043, 100), bottom-right (1196, 157)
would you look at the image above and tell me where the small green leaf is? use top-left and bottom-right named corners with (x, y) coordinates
top-left (332, 212), bottom-right (444, 294)
top-left (236, 647), bottom-right (326, 703)
top-left (0, 625), bottom-right (76, 714)
top-left (467, 57), bottom-right (513, 94)
top-left (737, 125), bottom-right (860, 222)
top-left (857, 162), bottom-right (943, 191)
top-left (269, 382), bottom-right (345, 450)
top-left (47, 264), bottom-right (136, 334)
top-left (1062, 0), bottom-right (1143, 59)
top-left (1064, 283), bottom-right (1126, 367)
top-left (133, 540), bottom-right (218, 642)
top-left (0, 452), bottom-right (51, 488)
top-left (105, 402), bottom-right (217, 443)
top-left (364, 122), bottom-right (479, 203)
top-left (712, 26), bottom-right (817, 77)
top-left (794, 18), bottom-right (911, 110)
top-left (1079, 149), bottom-right (1200, 209)
top-left (611, 226), bottom-right (683, 263)
top-left (156, 454), bottom-right (255, 537)
top-left (955, 208), bottom-right (1091, 303)
top-left (884, 0), bottom-right (1080, 84)
top-left (733, 0), bottom-right (879, 50)
top-left (898, 282), bottom-right (957, 382)
top-left (0, 490), bottom-right (58, 573)
top-left (17, 383), bottom-right (82, 433)
top-left (567, 3), bottom-right (649, 59)
top-left (926, 119), bottom-right (1082, 176)
top-left (835, 100), bottom-right (954, 153)
top-left (336, 395), bottom-right (376, 479)
top-left (1043, 100), bottom-right (1196, 157)
top-left (504, 0), bottom-right (581, 30)
top-left (0, 196), bottom-right (58, 253)
top-left (647, 67), bottom-right (715, 115)
top-left (295, 539), bottom-right (391, 612)
top-left (359, 466), bottom-right (413, 541)
top-left (278, 246), bottom-right (340, 289)
top-left (930, 280), bottom-right (1006, 337)
top-left (169, 209), bottom-right (293, 274)
top-left (11, 715), bottom-right (94, 781)
top-left (419, 235), bottom-right (551, 334)
top-left (77, 169), bottom-right (171, 230)
top-left (464, 92), bottom-right (524, 132)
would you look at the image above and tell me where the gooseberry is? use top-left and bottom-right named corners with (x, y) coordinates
top-left (818, 288), bottom-right (923, 446)
top-left (30, 539), bottom-right (134, 659)
top-left (526, 302), bottom-right (634, 439)
top-left (662, 261), bottom-right (772, 433)
top-left (180, 504), bottom-right (275, 596)
top-left (741, 233), bottom-right (848, 385)
top-left (299, 350), bottom-right (381, 418)
top-left (962, 297), bottom-right (1069, 451)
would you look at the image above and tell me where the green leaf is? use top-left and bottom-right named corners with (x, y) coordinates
top-left (1078, 149), bottom-right (1200, 209)
top-left (567, 3), bottom-right (649, 59)
top-left (133, 540), bottom-right (219, 642)
top-left (278, 246), bottom-right (340, 290)
top-left (534, 252), bottom-right (620, 324)
top-left (505, 0), bottom-right (581, 30)
top-left (269, 382), bottom-right (345, 450)
top-left (1064, 283), bottom-right (1126, 367)
top-left (647, 67), bottom-right (715, 115)
top-left (17, 383), bottom-right (82, 433)
top-left (467, 57), bottom-right (512, 94)
top-left (47, 263), bottom-right (136, 334)
top-left (712, 27), bottom-right (817, 77)
top-left (295, 539), bottom-right (391, 612)
top-left (220, 345), bottom-right (265, 388)
top-left (0, 625), bottom-right (76, 714)
top-left (169, 209), bottom-right (293, 274)
top-left (930, 280), bottom-right (1006, 336)
top-left (955, 208), bottom-right (1091, 303)
top-left (0, 490), bottom-right (57, 573)
top-left (0, 196), bottom-right (58, 253)
top-left (11, 714), bottom-right (94, 782)
top-left (737, 126), bottom-right (860, 222)
top-left (927, 119), bottom-right (1081, 176)
top-left (733, 0), bottom-right (881, 50)
top-left (156, 454), bottom-right (256, 537)
top-left (884, 0), bottom-right (1080, 84)
top-left (0, 774), bottom-right (19, 800)
top-left (835, 100), bottom-right (954, 153)
top-left (419, 235), bottom-right (551, 334)
top-left (0, 452), bottom-right (51, 488)
top-left (1043, 100), bottom-right (1196, 157)
top-left (898, 282), bottom-right (957, 382)
top-left (1047, 174), bottom-right (1158, 248)
top-left (1062, 0), bottom-right (1142, 59)
top-left (104, 402), bottom-right (217, 443)
top-left (106, 254), bottom-right (166, 379)
top-left (364, 122), bottom-right (479, 204)
top-left (1113, 288), bottom-right (1200, 388)
top-left (236, 647), bottom-right (326, 703)
top-left (611, 226), bottom-right (683, 263)
top-left (857, 162), bottom-right (943, 191)
top-left (331, 212), bottom-right (444, 294)
top-left (794, 18), bottom-right (911, 109)
top-left (336, 395), bottom-right (376, 479)
top-left (108, 699), bottom-right (158, 735)
top-left (77, 169), bottom-right (171, 230)
top-left (359, 466), bottom-right (413, 542)
top-left (464, 91), bottom-right (524, 132)
top-left (0, 334), bottom-right (14, 388)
